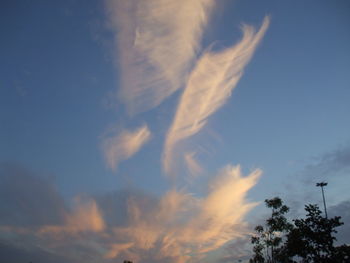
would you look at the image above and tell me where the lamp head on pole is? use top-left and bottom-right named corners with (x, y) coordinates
top-left (316, 182), bottom-right (327, 187)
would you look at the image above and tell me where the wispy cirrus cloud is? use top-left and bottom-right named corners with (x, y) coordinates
top-left (184, 152), bottom-right (203, 178)
top-left (101, 125), bottom-right (151, 171)
top-left (105, 0), bottom-right (214, 114)
top-left (19, 1), bottom-right (272, 262)
top-left (163, 17), bottom-right (270, 175)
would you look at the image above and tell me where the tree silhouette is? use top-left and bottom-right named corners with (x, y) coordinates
top-left (250, 198), bottom-right (350, 263)
top-left (250, 197), bottom-right (293, 263)
top-left (284, 204), bottom-right (349, 262)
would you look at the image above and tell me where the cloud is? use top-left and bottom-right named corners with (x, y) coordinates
top-left (263, 142), bottom-right (350, 250)
top-left (101, 124), bottom-right (151, 171)
top-left (219, 235), bottom-right (253, 263)
top-left (0, 164), bottom-right (106, 263)
top-left (0, 163), bottom-right (261, 263)
top-left (101, 165), bottom-right (261, 262)
top-left (2, 3), bottom-right (270, 262)
top-left (38, 197), bottom-right (105, 235)
top-left (0, 165), bottom-right (105, 236)
top-left (328, 200), bottom-right (350, 245)
top-left (303, 144), bottom-right (350, 181)
top-left (105, 242), bottom-right (135, 259)
top-left (184, 152), bottom-right (203, 178)
top-left (0, 240), bottom-right (75, 263)
top-left (105, 0), bottom-right (214, 114)
top-left (163, 17), bottom-right (270, 175)
top-left (0, 163), bottom-right (66, 227)
top-left (281, 143), bottom-right (350, 212)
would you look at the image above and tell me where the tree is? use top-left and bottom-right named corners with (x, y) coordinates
top-left (250, 198), bottom-right (350, 263)
top-left (250, 197), bottom-right (293, 263)
top-left (284, 204), bottom-right (349, 262)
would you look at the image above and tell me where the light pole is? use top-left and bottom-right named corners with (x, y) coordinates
top-left (316, 182), bottom-right (328, 218)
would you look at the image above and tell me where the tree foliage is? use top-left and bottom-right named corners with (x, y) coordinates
top-left (250, 198), bottom-right (350, 263)
top-left (284, 204), bottom-right (349, 262)
top-left (250, 197), bottom-right (293, 263)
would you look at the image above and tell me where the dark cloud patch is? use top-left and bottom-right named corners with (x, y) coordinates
top-left (220, 235), bottom-right (252, 262)
top-left (95, 188), bottom-right (157, 228)
top-left (0, 240), bottom-right (75, 263)
top-left (0, 163), bottom-right (104, 263)
top-left (329, 200), bottom-right (350, 245)
top-left (0, 163), bottom-right (264, 263)
top-left (302, 144), bottom-right (350, 183)
top-left (281, 143), bottom-right (350, 215)
top-left (0, 163), bottom-right (174, 263)
top-left (0, 163), bottom-right (67, 227)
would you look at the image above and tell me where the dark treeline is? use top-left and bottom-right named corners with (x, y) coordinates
top-left (250, 197), bottom-right (350, 263)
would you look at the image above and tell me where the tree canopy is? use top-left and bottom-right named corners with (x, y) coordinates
top-left (250, 198), bottom-right (350, 263)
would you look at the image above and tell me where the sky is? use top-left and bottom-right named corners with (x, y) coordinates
top-left (1, 0), bottom-right (350, 262)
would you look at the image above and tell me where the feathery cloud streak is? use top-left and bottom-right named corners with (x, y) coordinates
top-left (163, 17), bottom-right (270, 175)
top-left (184, 152), bottom-right (203, 178)
top-left (105, 0), bottom-right (214, 113)
top-left (101, 125), bottom-right (151, 171)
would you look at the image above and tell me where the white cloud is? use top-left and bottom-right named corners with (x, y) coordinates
top-left (101, 125), bottom-right (151, 171)
top-left (163, 16), bottom-right (270, 175)
top-left (105, 0), bottom-right (214, 114)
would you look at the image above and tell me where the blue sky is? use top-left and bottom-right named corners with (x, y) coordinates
top-left (1, 0), bottom-right (350, 262)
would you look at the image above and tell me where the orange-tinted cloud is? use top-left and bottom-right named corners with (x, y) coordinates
top-left (103, 166), bottom-right (261, 262)
top-left (39, 198), bottom-right (105, 236)
top-left (0, 164), bottom-right (261, 262)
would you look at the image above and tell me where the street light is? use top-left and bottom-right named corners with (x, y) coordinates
top-left (316, 182), bottom-right (328, 218)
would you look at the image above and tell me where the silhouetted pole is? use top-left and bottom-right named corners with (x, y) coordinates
top-left (316, 182), bottom-right (328, 218)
